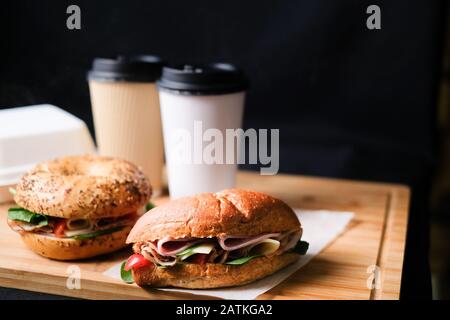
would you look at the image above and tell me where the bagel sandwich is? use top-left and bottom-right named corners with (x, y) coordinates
top-left (122, 189), bottom-right (309, 289)
top-left (7, 155), bottom-right (152, 260)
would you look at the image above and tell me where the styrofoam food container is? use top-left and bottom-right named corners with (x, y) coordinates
top-left (0, 104), bottom-right (96, 203)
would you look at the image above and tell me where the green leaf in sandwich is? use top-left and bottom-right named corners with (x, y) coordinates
top-left (145, 202), bottom-right (156, 211)
top-left (293, 240), bottom-right (309, 255)
top-left (8, 207), bottom-right (48, 226)
top-left (71, 226), bottom-right (123, 240)
top-left (226, 255), bottom-right (260, 265)
top-left (176, 243), bottom-right (215, 261)
top-left (120, 261), bottom-right (134, 284)
top-left (226, 240), bottom-right (309, 265)
top-left (225, 238), bottom-right (281, 265)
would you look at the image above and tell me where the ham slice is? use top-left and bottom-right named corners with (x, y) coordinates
top-left (216, 251), bottom-right (229, 263)
top-left (218, 233), bottom-right (281, 251)
top-left (141, 245), bottom-right (178, 266)
top-left (281, 230), bottom-right (302, 252)
top-left (7, 219), bottom-right (51, 232)
top-left (139, 230), bottom-right (301, 266)
top-left (157, 237), bottom-right (201, 256)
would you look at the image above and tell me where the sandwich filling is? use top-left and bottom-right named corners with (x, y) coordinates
top-left (7, 206), bottom-right (136, 239)
top-left (129, 230), bottom-right (307, 269)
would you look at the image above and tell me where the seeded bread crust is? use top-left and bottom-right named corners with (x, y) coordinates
top-left (127, 189), bottom-right (300, 243)
top-left (19, 225), bottom-right (133, 260)
top-left (132, 252), bottom-right (299, 289)
top-left (14, 155), bottom-right (152, 219)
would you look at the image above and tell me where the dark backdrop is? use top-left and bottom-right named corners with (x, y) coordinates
top-left (0, 0), bottom-right (446, 299)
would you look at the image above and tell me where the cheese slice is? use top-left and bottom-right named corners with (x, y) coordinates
top-left (248, 239), bottom-right (280, 256)
top-left (178, 243), bottom-right (215, 261)
top-left (64, 227), bottom-right (94, 237)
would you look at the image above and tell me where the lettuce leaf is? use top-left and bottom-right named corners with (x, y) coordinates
top-left (293, 240), bottom-right (309, 255)
top-left (8, 207), bottom-right (48, 226)
top-left (225, 240), bottom-right (310, 265)
top-left (176, 243), bottom-right (215, 260)
top-left (225, 255), bottom-right (260, 265)
top-left (120, 261), bottom-right (134, 284)
top-left (145, 202), bottom-right (156, 211)
top-left (71, 226), bottom-right (123, 240)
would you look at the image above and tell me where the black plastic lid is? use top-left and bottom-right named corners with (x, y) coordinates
top-left (157, 63), bottom-right (248, 95)
top-left (87, 55), bottom-right (165, 82)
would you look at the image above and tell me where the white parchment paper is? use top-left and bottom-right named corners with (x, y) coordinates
top-left (104, 209), bottom-right (354, 300)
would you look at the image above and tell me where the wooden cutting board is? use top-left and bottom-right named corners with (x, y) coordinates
top-left (0, 171), bottom-right (409, 300)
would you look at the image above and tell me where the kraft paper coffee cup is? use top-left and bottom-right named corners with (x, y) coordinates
top-left (88, 55), bottom-right (165, 196)
top-left (158, 63), bottom-right (248, 199)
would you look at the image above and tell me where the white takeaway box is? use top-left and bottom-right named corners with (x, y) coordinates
top-left (0, 104), bottom-right (96, 202)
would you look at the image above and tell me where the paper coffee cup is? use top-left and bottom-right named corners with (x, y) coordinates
top-left (88, 56), bottom-right (165, 196)
top-left (158, 64), bottom-right (248, 199)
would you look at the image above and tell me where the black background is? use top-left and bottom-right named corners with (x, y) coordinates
top-left (0, 0), bottom-right (447, 299)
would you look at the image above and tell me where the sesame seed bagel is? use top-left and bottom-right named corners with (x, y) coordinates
top-left (127, 189), bottom-right (300, 243)
top-left (14, 155), bottom-right (152, 219)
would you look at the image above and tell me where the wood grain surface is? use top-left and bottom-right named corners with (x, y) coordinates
top-left (0, 171), bottom-right (409, 300)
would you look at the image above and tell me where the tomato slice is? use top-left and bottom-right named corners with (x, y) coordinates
top-left (188, 253), bottom-right (209, 265)
top-left (124, 253), bottom-right (151, 271)
top-left (54, 220), bottom-right (66, 238)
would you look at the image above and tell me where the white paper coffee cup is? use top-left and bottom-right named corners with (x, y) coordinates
top-left (88, 56), bottom-right (165, 196)
top-left (158, 64), bottom-right (248, 199)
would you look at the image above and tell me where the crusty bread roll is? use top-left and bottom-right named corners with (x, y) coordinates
top-left (126, 189), bottom-right (302, 288)
top-left (14, 155), bottom-right (152, 219)
top-left (127, 189), bottom-right (300, 242)
top-left (20, 225), bottom-right (133, 260)
top-left (132, 253), bottom-right (299, 289)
